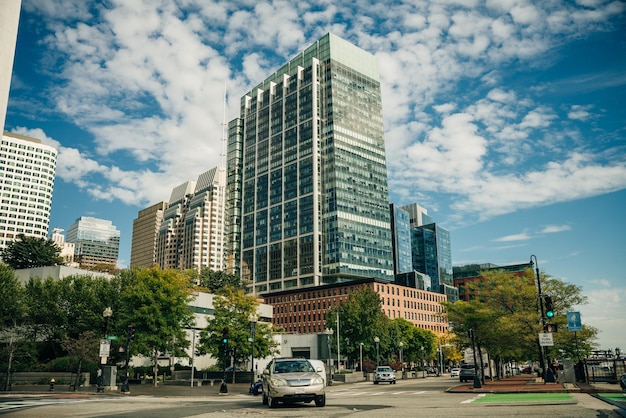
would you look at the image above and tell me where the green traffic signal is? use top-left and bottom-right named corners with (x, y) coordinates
top-left (544, 295), bottom-right (554, 318)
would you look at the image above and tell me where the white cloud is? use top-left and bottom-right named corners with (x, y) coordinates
top-left (540, 224), bottom-right (572, 233)
top-left (11, 0), bottom-right (626, 220)
top-left (493, 231), bottom-right (532, 242)
top-left (578, 286), bottom-right (626, 350)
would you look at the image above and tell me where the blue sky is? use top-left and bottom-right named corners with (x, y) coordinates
top-left (6, 0), bottom-right (625, 351)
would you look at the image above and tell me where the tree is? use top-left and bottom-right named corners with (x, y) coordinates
top-left (0, 264), bottom-right (27, 390)
top-left (326, 288), bottom-right (390, 367)
top-left (196, 269), bottom-right (246, 293)
top-left (116, 267), bottom-right (195, 386)
top-left (0, 234), bottom-right (63, 269)
top-left (197, 286), bottom-right (278, 375)
top-left (58, 330), bottom-right (99, 389)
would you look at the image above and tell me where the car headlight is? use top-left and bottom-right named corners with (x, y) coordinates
top-left (311, 376), bottom-right (323, 385)
top-left (270, 377), bottom-right (287, 387)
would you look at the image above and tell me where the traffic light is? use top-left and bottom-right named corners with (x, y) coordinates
top-left (544, 296), bottom-right (554, 318)
top-left (544, 324), bottom-right (558, 333)
top-left (222, 327), bottom-right (228, 344)
top-left (128, 325), bottom-right (135, 341)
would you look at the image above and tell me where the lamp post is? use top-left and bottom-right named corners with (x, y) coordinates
top-left (359, 343), bottom-right (364, 376)
top-left (399, 342), bottom-right (404, 379)
top-left (420, 346), bottom-right (425, 378)
top-left (248, 313), bottom-right (258, 389)
top-left (97, 307), bottom-right (112, 393)
top-left (530, 255), bottom-right (554, 383)
top-left (374, 337), bottom-right (380, 367)
top-left (190, 331), bottom-right (198, 387)
top-left (325, 328), bottom-right (334, 385)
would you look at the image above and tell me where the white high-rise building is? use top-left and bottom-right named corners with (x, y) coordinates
top-left (0, 131), bottom-right (57, 251)
top-left (50, 227), bottom-right (76, 265)
top-left (156, 166), bottom-right (226, 272)
top-left (0, 0), bottom-right (22, 133)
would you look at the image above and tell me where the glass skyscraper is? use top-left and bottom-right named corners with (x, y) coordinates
top-left (66, 216), bottom-right (120, 268)
top-left (227, 33), bottom-right (394, 295)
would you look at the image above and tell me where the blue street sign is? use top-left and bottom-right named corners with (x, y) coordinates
top-left (567, 311), bottom-right (582, 332)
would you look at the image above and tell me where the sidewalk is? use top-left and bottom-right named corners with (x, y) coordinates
top-left (447, 374), bottom-right (624, 394)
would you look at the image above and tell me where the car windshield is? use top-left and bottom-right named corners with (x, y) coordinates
top-left (273, 360), bottom-right (314, 374)
top-left (376, 367), bottom-right (392, 372)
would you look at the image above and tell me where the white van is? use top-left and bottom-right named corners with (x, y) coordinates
top-left (307, 359), bottom-right (328, 386)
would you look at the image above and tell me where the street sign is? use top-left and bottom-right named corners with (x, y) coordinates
top-left (567, 311), bottom-right (582, 332)
top-left (106, 335), bottom-right (118, 340)
top-left (99, 339), bottom-right (111, 357)
top-left (539, 332), bottom-right (554, 346)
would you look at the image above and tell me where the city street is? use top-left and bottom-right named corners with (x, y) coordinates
top-left (1, 376), bottom-right (624, 418)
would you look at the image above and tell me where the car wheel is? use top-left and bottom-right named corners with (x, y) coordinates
top-left (315, 394), bottom-right (326, 407)
top-left (268, 395), bottom-right (278, 408)
top-left (262, 393), bottom-right (268, 405)
top-left (392, 380), bottom-right (396, 384)
top-left (374, 380), bottom-right (379, 384)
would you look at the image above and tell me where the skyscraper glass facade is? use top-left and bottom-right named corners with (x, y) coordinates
top-left (228, 33), bottom-right (394, 295)
top-left (390, 204), bottom-right (412, 274)
top-left (410, 223), bottom-right (453, 293)
top-left (66, 216), bottom-right (120, 268)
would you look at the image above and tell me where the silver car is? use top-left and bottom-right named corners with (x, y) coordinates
top-left (262, 358), bottom-right (326, 408)
top-left (374, 366), bottom-right (396, 384)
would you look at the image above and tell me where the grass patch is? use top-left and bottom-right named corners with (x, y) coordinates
top-left (598, 393), bottom-right (626, 405)
top-left (474, 393), bottom-right (574, 403)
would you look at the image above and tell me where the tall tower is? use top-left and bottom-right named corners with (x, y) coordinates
top-left (66, 216), bottom-right (120, 268)
top-left (227, 33), bottom-right (394, 295)
top-left (0, 0), bottom-right (22, 133)
top-left (0, 132), bottom-right (57, 251)
top-left (156, 167), bottom-right (226, 272)
top-left (130, 201), bottom-right (167, 268)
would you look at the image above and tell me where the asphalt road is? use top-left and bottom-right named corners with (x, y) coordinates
top-left (1, 377), bottom-right (624, 418)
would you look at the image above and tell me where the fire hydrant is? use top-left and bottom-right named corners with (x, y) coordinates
top-left (49, 378), bottom-right (56, 391)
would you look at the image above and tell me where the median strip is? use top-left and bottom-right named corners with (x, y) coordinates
top-left (473, 393), bottom-right (575, 404)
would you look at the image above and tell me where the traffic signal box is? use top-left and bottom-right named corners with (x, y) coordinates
top-left (544, 295), bottom-right (554, 318)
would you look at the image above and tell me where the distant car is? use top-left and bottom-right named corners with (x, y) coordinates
top-left (426, 367), bottom-right (440, 376)
top-left (459, 365), bottom-right (476, 383)
top-left (450, 368), bottom-right (461, 378)
top-left (261, 358), bottom-right (325, 408)
top-left (307, 359), bottom-right (328, 386)
top-left (374, 366), bottom-right (396, 384)
top-left (225, 366), bottom-right (245, 372)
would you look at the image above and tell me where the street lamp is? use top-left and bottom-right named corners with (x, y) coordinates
top-left (399, 342), bottom-right (404, 379)
top-left (190, 331), bottom-right (199, 387)
top-left (420, 346), bottom-right (425, 378)
top-left (97, 307), bottom-right (112, 393)
top-left (359, 343), bottom-right (364, 376)
top-left (374, 337), bottom-right (380, 367)
top-left (325, 328), bottom-right (334, 385)
top-left (248, 313), bottom-right (258, 388)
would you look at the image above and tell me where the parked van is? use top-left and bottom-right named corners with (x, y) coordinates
top-left (307, 359), bottom-right (328, 386)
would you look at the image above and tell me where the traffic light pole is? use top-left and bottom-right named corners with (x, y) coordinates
top-left (530, 255), bottom-right (555, 384)
top-left (220, 327), bottom-right (228, 394)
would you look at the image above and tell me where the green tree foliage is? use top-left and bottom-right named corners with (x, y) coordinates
top-left (0, 264), bottom-right (26, 329)
top-left (116, 267), bottom-right (195, 386)
top-left (0, 234), bottom-right (64, 269)
top-left (197, 286), bottom-right (278, 371)
top-left (443, 268), bottom-right (596, 378)
top-left (326, 287), bottom-right (389, 364)
top-left (195, 268), bottom-right (245, 292)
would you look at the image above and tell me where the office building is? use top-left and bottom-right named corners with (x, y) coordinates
top-left (263, 278), bottom-right (448, 334)
top-left (400, 203), bottom-right (434, 228)
top-left (453, 262), bottom-right (532, 302)
top-left (66, 216), bottom-right (120, 268)
top-left (130, 201), bottom-right (167, 268)
top-left (227, 33), bottom-right (394, 295)
top-left (390, 204), bottom-right (412, 275)
top-left (0, 131), bottom-right (57, 251)
top-left (0, 0), bottom-right (22, 133)
top-left (410, 223), bottom-right (457, 301)
top-left (49, 227), bottom-right (75, 265)
top-left (156, 166), bottom-right (226, 271)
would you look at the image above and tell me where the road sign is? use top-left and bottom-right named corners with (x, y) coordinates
top-left (106, 335), bottom-right (118, 340)
top-left (567, 311), bottom-right (582, 332)
top-left (539, 332), bottom-right (554, 346)
top-left (99, 339), bottom-right (111, 357)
